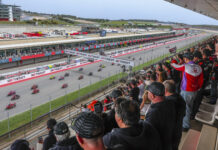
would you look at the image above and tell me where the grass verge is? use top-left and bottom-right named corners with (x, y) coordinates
top-left (0, 73), bottom-right (126, 136)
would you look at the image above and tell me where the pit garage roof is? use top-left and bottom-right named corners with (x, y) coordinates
top-left (164, 0), bottom-right (218, 20)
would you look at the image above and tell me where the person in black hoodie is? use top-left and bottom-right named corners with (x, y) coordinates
top-left (42, 118), bottom-right (57, 150)
top-left (50, 121), bottom-right (82, 150)
top-left (129, 79), bottom-right (140, 103)
top-left (11, 139), bottom-right (31, 150)
top-left (146, 82), bottom-right (176, 150)
top-left (163, 80), bottom-right (186, 150)
top-left (103, 98), bottom-right (161, 150)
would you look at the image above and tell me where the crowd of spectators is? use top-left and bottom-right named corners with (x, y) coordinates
top-left (10, 36), bottom-right (217, 150)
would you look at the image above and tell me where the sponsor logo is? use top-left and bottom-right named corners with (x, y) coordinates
top-left (35, 71), bottom-right (45, 76)
top-left (7, 76), bottom-right (25, 83)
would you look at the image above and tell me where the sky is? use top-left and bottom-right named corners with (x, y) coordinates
top-left (4, 0), bottom-right (218, 25)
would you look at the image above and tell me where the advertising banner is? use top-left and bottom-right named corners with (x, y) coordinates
top-left (65, 50), bottom-right (134, 66)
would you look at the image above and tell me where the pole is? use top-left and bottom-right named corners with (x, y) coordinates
top-left (65, 90), bottom-right (67, 109)
top-left (108, 72), bottom-right (110, 88)
top-left (7, 112), bottom-right (11, 139)
top-left (30, 104), bottom-right (32, 128)
top-left (78, 84), bottom-right (81, 101)
top-left (49, 96), bottom-right (52, 118)
top-left (67, 90), bottom-right (71, 120)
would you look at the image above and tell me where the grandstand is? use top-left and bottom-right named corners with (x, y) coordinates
top-left (0, 0), bottom-right (217, 150)
top-left (0, 31), bottom-right (184, 69)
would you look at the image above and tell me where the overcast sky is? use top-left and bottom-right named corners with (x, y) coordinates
top-left (4, 0), bottom-right (218, 25)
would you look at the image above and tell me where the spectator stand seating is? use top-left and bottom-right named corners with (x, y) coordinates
top-left (180, 124), bottom-right (218, 150)
top-left (195, 95), bottom-right (218, 125)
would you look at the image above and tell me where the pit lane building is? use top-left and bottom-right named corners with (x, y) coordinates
top-left (0, 0), bottom-right (21, 21)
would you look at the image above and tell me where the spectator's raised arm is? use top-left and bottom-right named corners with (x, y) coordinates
top-left (171, 63), bottom-right (185, 72)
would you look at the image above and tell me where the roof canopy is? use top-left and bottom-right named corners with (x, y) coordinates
top-left (165, 0), bottom-right (218, 20)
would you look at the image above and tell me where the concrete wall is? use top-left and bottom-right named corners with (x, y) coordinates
top-left (22, 59), bottom-right (34, 65)
top-left (35, 56), bottom-right (49, 63)
top-left (0, 55), bottom-right (66, 69)
top-left (0, 24), bottom-right (81, 34)
top-left (0, 62), bottom-right (17, 69)
top-left (49, 55), bottom-right (61, 60)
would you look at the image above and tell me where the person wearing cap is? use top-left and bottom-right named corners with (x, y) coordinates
top-left (104, 89), bottom-right (123, 133)
top-left (146, 82), bottom-right (176, 150)
top-left (72, 112), bottom-right (106, 150)
top-left (163, 80), bottom-right (186, 150)
top-left (50, 121), bottom-right (82, 150)
top-left (110, 89), bottom-right (123, 103)
top-left (11, 139), bottom-right (31, 150)
top-left (42, 118), bottom-right (57, 150)
top-left (171, 52), bottom-right (203, 131)
top-left (103, 98), bottom-right (161, 150)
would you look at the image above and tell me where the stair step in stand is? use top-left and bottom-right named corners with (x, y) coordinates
top-left (180, 129), bottom-right (200, 150)
top-left (196, 125), bottom-right (217, 150)
top-left (195, 111), bottom-right (215, 125)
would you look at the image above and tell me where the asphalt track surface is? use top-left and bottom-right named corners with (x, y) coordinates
top-left (0, 34), bottom-right (210, 121)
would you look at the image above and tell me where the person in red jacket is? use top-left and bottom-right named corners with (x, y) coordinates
top-left (103, 96), bottom-right (112, 111)
top-left (87, 100), bottom-right (98, 112)
top-left (171, 52), bottom-right (203, 131)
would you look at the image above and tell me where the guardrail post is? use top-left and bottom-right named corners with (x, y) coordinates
top-left (65, 90), bottom-right (67, 109)
top-left (78, 84), bottom-right (81, 101)
top-left (7, 112), bottom-right (11, 139)
top-left (49, 96), bottom-right (52, 118)
top-left (68, 103), bottom-right (71, 120)
top-left (108, 72), bottom-right (110, 88)
top-left (30, 104), bottom-right (32, 128)
top-left (115, 70), bottom-right (118, 81)
top-left (118, 70), bottom-right (121, 80)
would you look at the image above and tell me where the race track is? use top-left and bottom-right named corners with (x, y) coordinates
top-left (0, 33), bottom-right (210, 121)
